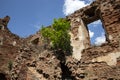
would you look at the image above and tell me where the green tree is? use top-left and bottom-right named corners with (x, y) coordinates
top-left (41, 18), bottom-right (71, 54)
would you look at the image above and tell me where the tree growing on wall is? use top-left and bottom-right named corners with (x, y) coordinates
top-left (41, 18), bottom-right (72, 54)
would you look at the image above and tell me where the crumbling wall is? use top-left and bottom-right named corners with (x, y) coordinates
top-left (100, 0), bottom-right (120, 43)
top-left (68, 12), bottom-right (90, 60)
top-left (68, 0), bottom-right (120, 62)
top-left (11, 43), bottom-right (62, 80)
top-left (0, 16), bottom-right (25, 80)
top-left (0, 16), bottom-right (62, 80)
top-left (67, 0), bottom-right (100, 60)
top-left (0, 0), bottom-right (120, 79)
top-left (82, 0), bottom-right (120, 66)
top-left (66, 0), bottom-right (120, 79)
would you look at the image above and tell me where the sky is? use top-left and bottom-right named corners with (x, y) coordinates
top-left (0, 0), bottom-right (105, 45)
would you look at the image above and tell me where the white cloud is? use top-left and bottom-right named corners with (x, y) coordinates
top-left (63, 0), bottom-right (95, 15)
top-left (89, 30), bottom-right (94, 38)
top-left (63, 0), bottom-right (89, 15)
top-left (88, 20), bottom-right (102, 27)
top-left (95, 33), bottom-right (106, 45)
top-left (91, 20), bottom-right (102, 25)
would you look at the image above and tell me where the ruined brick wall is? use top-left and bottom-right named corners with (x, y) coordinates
top-left (100, 0), bottom-right (120, 43)
top-left (66, 0), bottom-right (120, 79)
top-left (67, 0), bottom-right (120, 61)
top-left (0, 16), bottom-right (25, 79)
top-left (0, 16), bottom-right (62, 80)
top-left (0, 0), bottom-right (120, 79)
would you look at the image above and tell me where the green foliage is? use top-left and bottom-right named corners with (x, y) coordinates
top-left (41, 18), bottom-right (71, 54)
top-left (8, 60), bottom-right (13, 71)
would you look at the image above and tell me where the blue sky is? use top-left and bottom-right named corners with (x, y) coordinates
top-left (0, 0), bottom-right (65, 37)
top-left (0, 0), bottom-right (105, 45)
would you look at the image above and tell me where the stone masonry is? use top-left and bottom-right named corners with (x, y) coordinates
top-left (0, 0), bottom-right (120, 80)
top-left (67, 0), bottom-right (120, 62)
top-left (66, 0), bottom-right (120, 79)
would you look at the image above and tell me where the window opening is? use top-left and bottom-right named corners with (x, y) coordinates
top-left (88, 20), bottom-right (106, 45)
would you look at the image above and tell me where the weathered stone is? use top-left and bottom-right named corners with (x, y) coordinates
top-left (65, 0), bottom-right (120, 79)
top-left (0, 0), bottom-right (120, 80)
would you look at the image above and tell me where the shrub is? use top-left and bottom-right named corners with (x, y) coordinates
top-left (8, 60), bottom-right (13, 71)
top-left (41, 18), bottom-right (71, 54)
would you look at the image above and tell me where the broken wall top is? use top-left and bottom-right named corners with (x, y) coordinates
top-left (67, 0), bottom-right (120, 43)
top-left (67, 0), bottom-right (120, 23)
